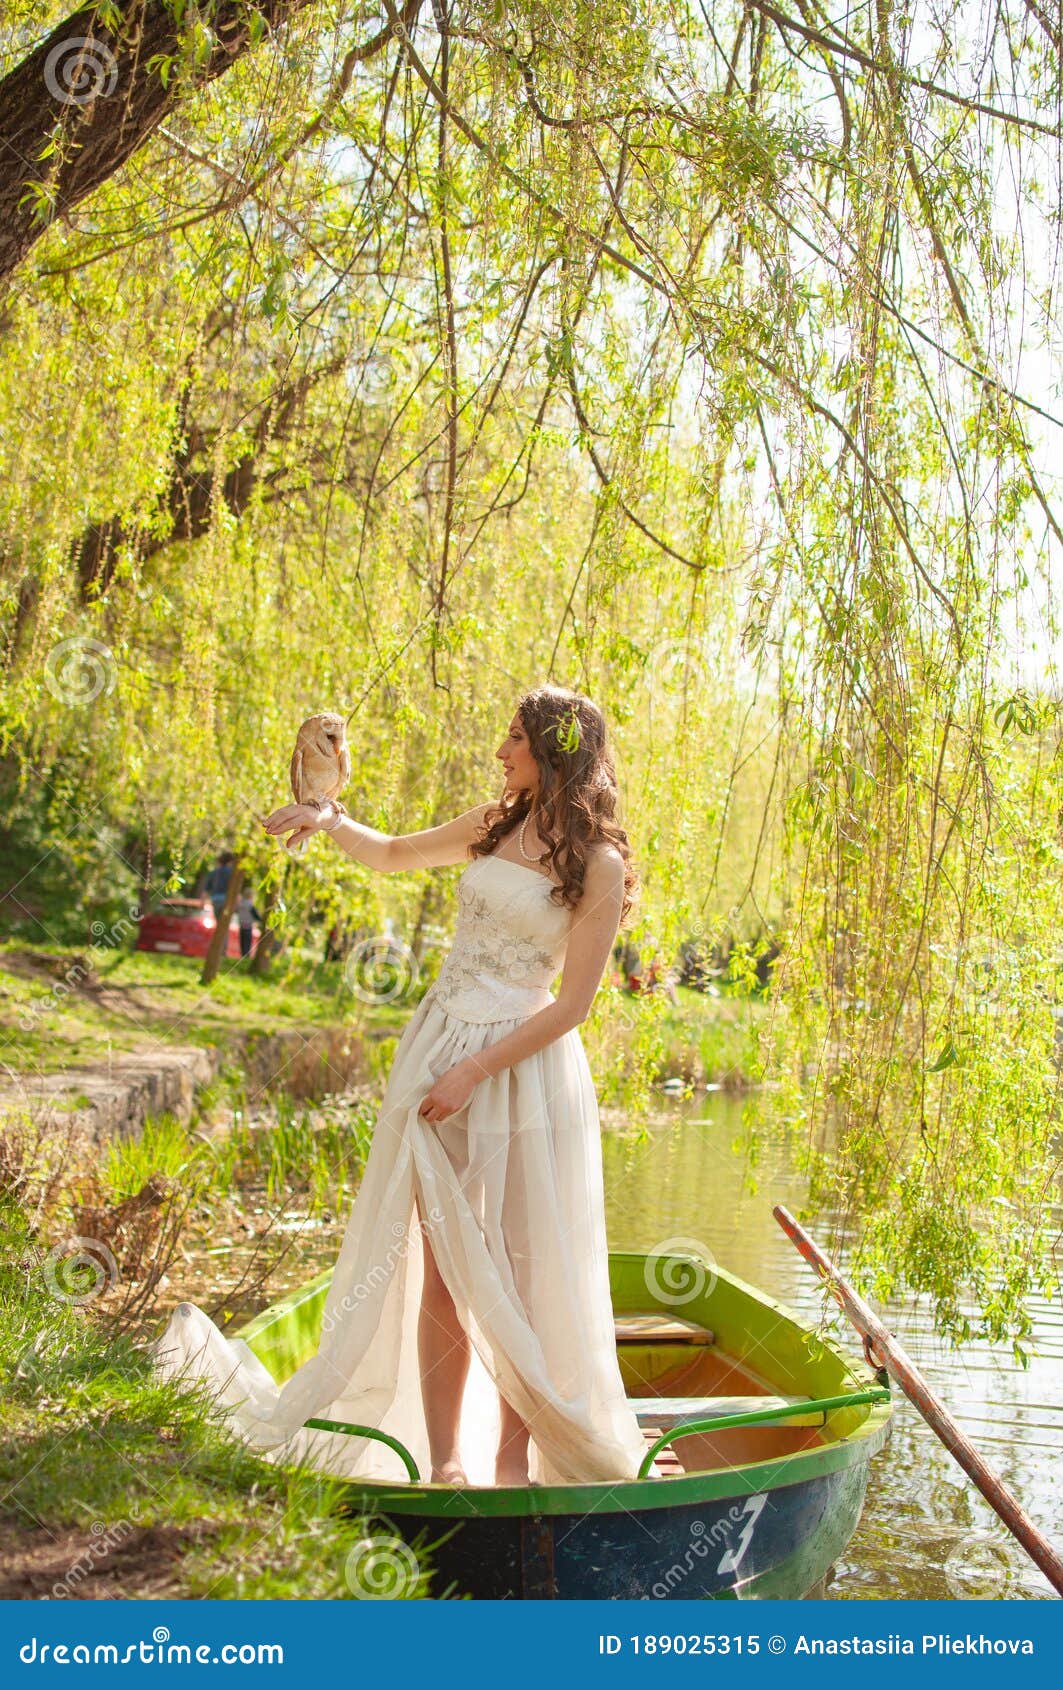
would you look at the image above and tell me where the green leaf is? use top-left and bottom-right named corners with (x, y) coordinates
top-left (925, 1038), bottom-right (962, 1072)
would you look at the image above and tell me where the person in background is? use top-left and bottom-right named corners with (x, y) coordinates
top-left (612, 935), bottom-right (641, 989)
top-left (205, 851), bottom-right (235, 923)
top-left (324, 918), bottom-right (349, 962)
top-left (646, 940), bottom-right (679, 1006)
top-left (626, 934), bottom-right (679, 1005)
top-left (236, 887), bottom-right (260, 959)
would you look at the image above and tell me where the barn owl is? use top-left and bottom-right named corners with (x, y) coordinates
top-left (287, 711), bottom-right (352, 855)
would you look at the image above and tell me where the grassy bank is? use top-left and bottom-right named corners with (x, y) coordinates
top-left (0, 1085), bottom-right (451, 1599)
top-left (0, 1196), bottom-right (443, 1599)
top-left (0, 938), bottom-right (773, 1095)
top-left (589, 981), bottom-right (778, 1105)
top-left (0, 942), bottom-right (408, 1076)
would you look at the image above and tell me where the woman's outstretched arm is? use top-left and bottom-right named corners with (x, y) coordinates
top-left (262, 797), bottom-right (496, 872)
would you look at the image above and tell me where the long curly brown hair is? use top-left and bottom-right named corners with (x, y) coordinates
top-left (468, 684), bottom-right (641, 928)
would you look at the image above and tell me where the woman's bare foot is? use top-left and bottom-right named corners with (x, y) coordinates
top-left (494, 1453), bottom-right (530, 1486)
top-left (431, 1457), bottom-right (468, 1485)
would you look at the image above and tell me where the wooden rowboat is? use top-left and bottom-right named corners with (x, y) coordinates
top-left (234, 1247), bottom-right (893, 1599)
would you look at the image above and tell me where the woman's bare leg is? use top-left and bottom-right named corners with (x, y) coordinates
top-left (416, 1197), bottom-right (470, 1483)
top-left (495, 1393), bottom-right (531, 1485)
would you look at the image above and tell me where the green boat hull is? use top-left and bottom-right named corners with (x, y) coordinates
top-left (234, 1248), bottom-right (893, 1599)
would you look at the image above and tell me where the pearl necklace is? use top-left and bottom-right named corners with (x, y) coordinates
top-left (518, 811), bottom-right (541, 862)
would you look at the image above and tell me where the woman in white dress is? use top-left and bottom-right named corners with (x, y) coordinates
top-left (150, 684), bottom-right (659, 1488)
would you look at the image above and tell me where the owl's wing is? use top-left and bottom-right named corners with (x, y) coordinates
top-left (338, 743), bottom-right (351, 786)
top-left (290, 744), bottom-right (304, 803)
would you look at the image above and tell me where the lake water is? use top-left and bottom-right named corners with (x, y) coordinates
top-left (600, 1089), bottom-right (1063, 1601)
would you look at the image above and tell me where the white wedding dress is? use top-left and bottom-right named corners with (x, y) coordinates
top-left (149, 850), bottom-right (654, 1487)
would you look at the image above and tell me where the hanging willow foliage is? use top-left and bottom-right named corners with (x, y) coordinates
top-left (0, 0), bottom-right (1061, 1347)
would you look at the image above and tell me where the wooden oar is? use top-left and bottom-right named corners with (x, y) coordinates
top-left (773, 1203), bottom-right (1063, 1598)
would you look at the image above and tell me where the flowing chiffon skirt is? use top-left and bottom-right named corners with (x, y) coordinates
top-left (149, 984), bottom-right (655, 1487)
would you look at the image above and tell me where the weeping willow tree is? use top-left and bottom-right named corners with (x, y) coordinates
top-left (1, 0), bottom-right (1061, 1347)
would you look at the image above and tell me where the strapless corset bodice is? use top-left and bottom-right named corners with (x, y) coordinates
top-left (426, 853), bottom-right (572, 1023)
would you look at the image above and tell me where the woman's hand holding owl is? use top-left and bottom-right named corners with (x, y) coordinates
top-left (262, 799), bottom-right (339, 851)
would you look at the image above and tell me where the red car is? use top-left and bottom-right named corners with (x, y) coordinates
top-left (135, 898), bottom-right (259, 959)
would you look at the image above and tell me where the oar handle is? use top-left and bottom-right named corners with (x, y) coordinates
top-left (773, 1203), bottom-right (1063, 1598)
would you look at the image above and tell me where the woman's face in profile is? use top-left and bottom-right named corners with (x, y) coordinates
top-left (496, 713), bottom-right (540, 798)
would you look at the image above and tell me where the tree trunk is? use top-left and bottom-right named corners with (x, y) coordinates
top-left (250, 879), bottom-right (284, 975)
top-left (0, 1), bottom-right (312, 284)
top-left (409, 875), bottom-right (445, 965)
top-left (201, 862), bottom-right (243, 985)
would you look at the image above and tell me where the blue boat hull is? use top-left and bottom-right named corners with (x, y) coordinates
top-left (341, 1461), bottom-right (871, 1599)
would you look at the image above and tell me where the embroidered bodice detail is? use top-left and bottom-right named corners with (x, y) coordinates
top-left (427, 854), bottom-right (572, 1023)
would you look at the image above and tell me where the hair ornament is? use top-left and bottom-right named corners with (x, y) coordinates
top-left (554, 705), bottom-right (582, 752)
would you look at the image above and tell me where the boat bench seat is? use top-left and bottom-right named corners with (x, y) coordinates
top-left (630, 1394), bottom-right (829, 1431)
top-left (614, 1313), bottom-right (715, 1346)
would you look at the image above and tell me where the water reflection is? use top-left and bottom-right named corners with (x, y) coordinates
top-left (601, 1091), bottom-right (1062, 1601)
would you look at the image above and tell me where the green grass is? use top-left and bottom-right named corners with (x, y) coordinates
top-left (0, 933), bottom-right (774, 1103)
top-left (0, 940), bottom-right (417, 1075)
top-left (588, 981), bottom-right (777, 1098)
top-left (0, 951), bottom-right (777, 1598)
top-left (100, 1110), bottom-right (210, 1202)
top-left (663, 983), bottom-right (779, 1086)
top-left (0, 1198), bottom-right (441, 1599)
top-left (207, 1091), bottom-right (378, 1211)
top-left (0, 925), bottom-right (776, 1599)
